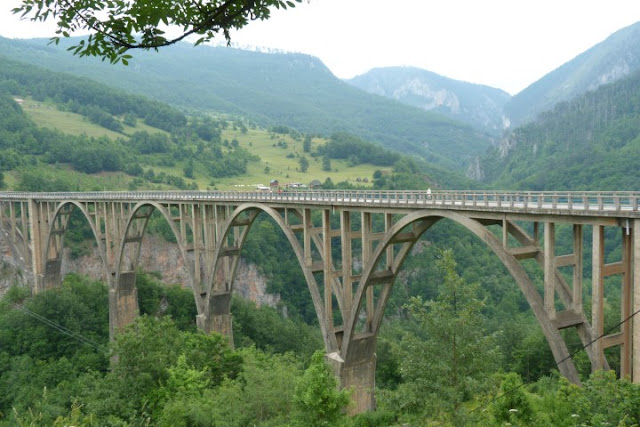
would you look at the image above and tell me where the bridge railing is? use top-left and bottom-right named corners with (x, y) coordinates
top-left (1, 190), bottom-right (640, 214)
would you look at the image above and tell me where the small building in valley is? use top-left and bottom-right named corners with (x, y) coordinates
top-left (309, 179), bottom-right (322, 189)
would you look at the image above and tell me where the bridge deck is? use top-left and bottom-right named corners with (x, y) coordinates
top-left (1, 190), bottom-right (639, 219)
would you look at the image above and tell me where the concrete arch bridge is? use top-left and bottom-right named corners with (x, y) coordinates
top-left (1, 189), bottom-right (640, 412)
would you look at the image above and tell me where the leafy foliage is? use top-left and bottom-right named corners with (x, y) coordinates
top-left (232, 296), bottom-right (323, 359)
top-left (319, 132), bottom-right (401, 166)
top-left (205, 348), bottom-right (302, 426)
top-left (0, 276), bottom-right (361, 426)
top-left (292, 351), bottom-right (351, 426)
top-left (385, 249), bottom-right (500, 424)
top-left (491, 372), bottom-right (533, 425)
top-left (0, 276), bottom-right (109, 423)
top-left (241, 217), bottom-right (317, 323)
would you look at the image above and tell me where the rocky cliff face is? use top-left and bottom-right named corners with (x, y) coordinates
top-left (465, 157), bottom-right (485, 181)
top-left (0, 232), bottom-right (280, 308)
top-left (346, 66), bottom-right (510, 133)
top-left (0, 227), bottom-right (29, 294)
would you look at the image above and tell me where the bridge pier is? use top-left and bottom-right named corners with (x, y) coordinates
top-left (43, 259), bottom-right (63, 290)
top-left (197, 291), bottom-right (234, 345)
top-left (109, 272), bottom-right (139, 335)
top-left (634, 219), bottom-right (640, 382)
top-left (327, 335), bottom-right (377, 414)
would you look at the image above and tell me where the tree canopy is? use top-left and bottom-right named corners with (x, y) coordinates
top-left (14, 0), bottom-right (302, 63)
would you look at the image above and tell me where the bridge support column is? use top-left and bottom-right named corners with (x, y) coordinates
top-left (43, 259), bottom-right (63, 290)
top-left (197, 292), bottom-right (234, 346)
top-left (27, 199), bottom-right (47, 293)
top-left (592, 225), bottom-right (605, 372)
top-left (634, 220), bottom-right (640, 383)
top-left (109, 272), bottom-right (139, 337)
top-left (328, 335), bottom-right (377, 414)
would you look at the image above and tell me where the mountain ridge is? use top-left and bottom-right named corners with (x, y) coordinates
top-left (477, 68), bottom-right (640, 190)
top-left (346, 66), bottom-right (510, 133)
top-left (503, 21), bottom-right (640, 127)
top-left (0, 36), bottom-right (493, 171)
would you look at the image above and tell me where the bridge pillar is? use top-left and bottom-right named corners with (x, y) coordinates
top-left (634, 220), bottom-right (640, 383)
top-left (43, 259), bottom-right (63, 290)
top-left (109, 272), bottom-right (139, 337)
top-left (197, 292), bottom-right (234, 346)
top-left (328, 335), bottom-right (377, 414)
top-left (27, 199), bottom-right (46, 293)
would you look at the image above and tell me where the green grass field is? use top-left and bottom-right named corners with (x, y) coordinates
top-left (210, 127), bottom-right (382, 190)
top-left (20, 102), bottom-right (387, 191)
top-left (21, 98), bottom-right (168, 139)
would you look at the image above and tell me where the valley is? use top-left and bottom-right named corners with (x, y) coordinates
top-left (2, 16), bottom-right (640, 425)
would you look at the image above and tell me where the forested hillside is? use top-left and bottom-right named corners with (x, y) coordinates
top-left (0, 37), bottom-right (493, 170)
top-left (480, 69), bottom-right (640, 190)
top-left (0, 55), bottom-right (481, 192)
top-left (0, 60), bottom-right (240, 191)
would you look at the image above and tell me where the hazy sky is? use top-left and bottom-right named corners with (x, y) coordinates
top-left (2, 0), bottom-right (640, 94)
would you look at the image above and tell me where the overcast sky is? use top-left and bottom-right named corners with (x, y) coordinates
top-left (2, 0), bottom-right (640, 94)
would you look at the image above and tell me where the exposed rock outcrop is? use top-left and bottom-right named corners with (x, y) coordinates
top-left (0, 229), bottom-right (28, 295)
top-left (0, 232), bottom-right (280, 308)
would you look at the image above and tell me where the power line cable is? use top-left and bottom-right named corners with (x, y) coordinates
top-left (464, 305), bottom-right (640, 419)
top-left (11, 303), bottom-right (109, 354)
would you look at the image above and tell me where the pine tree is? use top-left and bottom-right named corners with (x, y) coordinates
top-left (392, 249), bottom-right (499, 424)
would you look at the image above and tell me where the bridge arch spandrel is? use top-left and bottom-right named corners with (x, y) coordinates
top-left (42, 201), bottom-right (110, 290)
top-left (342, 209), bottom-right (581, 385)
top-left (111, 201), bottom-right (197, 337)
top-left (114, 202), bottom-right (194, 290)
top-left (206, 202), bottom-right (335, 351)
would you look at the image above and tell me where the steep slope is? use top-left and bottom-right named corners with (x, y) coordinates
top-left (0, 37), bottom-right (492, 170)
top-left (504, 21), bottom-right (640, 127)
top-left (479, 70), bottom-right (640, 190)
top-left (346, 66), bottom-right (510, 133)
top-left (0, 55), bottom-right (482, 191)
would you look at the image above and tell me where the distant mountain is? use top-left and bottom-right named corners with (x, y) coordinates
top-left (504, 21), bottom-right (640, 127)
top-left (346, 67), bottom-right (510, 133)
top-left (477, 69), bottom-right (640, 190)
top-left (0, 37), bottom-right (493, 171)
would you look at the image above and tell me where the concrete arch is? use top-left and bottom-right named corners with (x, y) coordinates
top-left (343, 209), bottom-right (580, 384)
top-left (42, 201), bottom-right (110, 286)
top-left (114, 202), bottom-right (194, 292)
top-left (108, 201), bottom-right (209, 337)
top-left (206, 203), bottom-right (334, 350)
